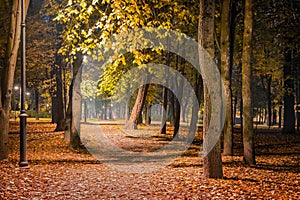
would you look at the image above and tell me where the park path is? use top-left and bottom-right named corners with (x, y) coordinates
top-left (1, 120), bottom-right (300, 199)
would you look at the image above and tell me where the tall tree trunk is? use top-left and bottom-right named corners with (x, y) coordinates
top-left (221, 0), bottom-right (233, 156)
top-left (0, 0), bottom-right (30, 160)
top-left (54, 53), bottom-right (66, 131)
top-left (173, 56), bottom-right (184, 138)
top-left (0, 0), bottom-right (21, 160)
top-left (65, 53), bottom-right (83, 148)
top-left (283, 50), bottom-right (295, 134)
top-left (169, 90), bottom-right (175, 126)
top-left (173, 94), bottom-right (180, 138)
top-left (181, 99), bottom-right (187, 123)
top-left (272, 108), bottom-right (277, 125)
top-left (199, 0), bottom-right (223, 179)
top-left (125, 76), bottom-right (150, 130)
top-left (242, 0), bottom-right (255, 165)
top-left (145, 104), bottom-right (151, 126)
top-left (160, 87), bottom-right (168, 134)
top-left (64, 86), bottom-right (71, 142)
top-left (125, 85), bottom-right (130, 121)
top-left (266, 75), bottom-right (272, 128)
top-left (278, 104), bottom-right (282, 128)
top-left (232, 96), bottom-right (237, 125)
top-left (161, 51), bottom-right (171, 133)
top-left (34, 89), bottom-right (39, 120)
top-left (125, 101), bottom-right (130, 121)
top-left (189, 74), bottom-right (203, 141)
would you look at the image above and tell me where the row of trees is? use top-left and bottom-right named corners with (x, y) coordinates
top-left (0, 0), bottom-right (299, 179)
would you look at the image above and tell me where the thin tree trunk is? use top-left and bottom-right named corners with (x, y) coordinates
top-left (125, 76), bottom-right (150, 130)
top-left (125, 85), bottom-right (130, 121)
top-left (242, 0), bottom-right (255, 165)
top-left (189, 74), bottom-right (203, 141)
top-left (160, 87), bottom-right (168, 134)
top-left (65, 53), bottom-right (83, 148)
top-left (272, 108), bottom-right (277, 125)
top-left (233, 96), bottom-right (237, 125)
top-left (103, 100), bottom-right (107, 120)
top-left (267, 75), bottom-right (272, 128)
top-left (145, 104), bottom-right (151, 126)
top-left (221, 0), bottom-right (233, 156)
top-left (54, 53), bottom-right (66, 131)
top-left (34, 89), bottom-right (39, 120)
top-left (161, 51), bottom-right (171, 133)
top-left (173, 56), bottom-right (184, 138)
top-left (181, 99), bottom-right (187, 123)
top-left (174, 95), bottom-right (180, 138)
top-left (199, 0), bottom-right (223, 179)
top-left (278, 104), bottom-right (282, 128)
top-left (283, 50), bottom-right (295, 134)
top-left (169, 90), bottom-right (175, 126)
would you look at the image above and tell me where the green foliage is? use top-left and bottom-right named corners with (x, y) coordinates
top-left (54, 0), bottom-right (199, 105)
top-left (81, 79), bottom-right (97, 99)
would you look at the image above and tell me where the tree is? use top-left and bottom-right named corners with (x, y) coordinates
top-left (221, 0), bottom-right (233, 156)
top-left (242, 0), bottom-right (255, 165)
top-left (26, 0), bottom-right (60, 122)
top-left (55, 0), bottom-right (199, 126)
top-left (52, 53), bottom-right (66, 131)
top-left (160, 86), bottom-right (168, 134)
top-left (0, 0), bottom-right (30, 160)
top-left (125, 75), bottom-right (150, 130)
top-left (65, 52), bottom-right (83, 148)
top-left (199, 0), bottom-right (223, 179)
top-left (282, 50), bottom-right (295, 134)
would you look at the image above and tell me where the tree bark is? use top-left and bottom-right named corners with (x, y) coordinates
top-left (0, 0), bottom-right (20, 160)
top-left (54, 53), bottom-right (66, 131)
top-left (242, 0), bottom-right (256, 165)
top-left (145, 103), bottom-right (151, 126)
top-left (189, 74), bottom-right (202, 141)
top-left (278, 104), bottom-right (282, 128)
top-left (160, 87), bottom-right (168, 134)
top-left (221, 0), bottom-right (233, 156)
top-left (283, 50), bottom-right (295, 134)
top-left (199, 0), bottom-right (223, 179)
top-left (173, 56), bottom-right (183, 138)
top-left (65, 53), bottom-right (83, 148)
top-left (168, 90), bottom-right (175, 126)
top-left (173, 96), bottom-right (180, 138)
top-left (266, 75), bottom-right (272, 128)
top-left (232, 96), bottom-right (237, 125)
top-left (125, 76), bottom-right (150, 130)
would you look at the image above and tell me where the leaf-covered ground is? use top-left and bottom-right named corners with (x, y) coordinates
top-left (1, 120), bottom-right (300, 199)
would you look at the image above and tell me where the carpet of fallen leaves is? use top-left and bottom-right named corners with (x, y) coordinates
top-left (1, 119), bottom-right (300, 199)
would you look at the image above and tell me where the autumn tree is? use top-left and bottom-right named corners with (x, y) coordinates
top-left (242, 0), bottom-right (255, 165)
top-left (0, 0), bottom-right (30, 160)
top-left (26, 0), bottom-right (57, 121)
top-left (199, 0), bottom-right (223, 178)
top-left (220, 0), bottom-right (233, 156)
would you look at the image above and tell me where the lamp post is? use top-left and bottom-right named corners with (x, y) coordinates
top-left (19, 0), bottom-right (28, 168)
top-left (14, 86), bottom-right (21, 120)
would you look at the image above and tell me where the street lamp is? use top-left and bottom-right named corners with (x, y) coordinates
top-left (13, 86), bottom-right (20, 120)
top-left (19, 0), bottom-right (28, 168)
